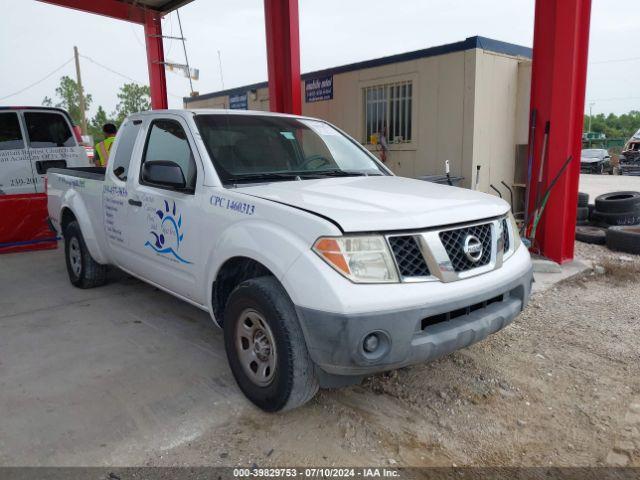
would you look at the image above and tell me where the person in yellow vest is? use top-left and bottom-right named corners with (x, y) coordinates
top-left (94, 123), bottom-right (117, 167)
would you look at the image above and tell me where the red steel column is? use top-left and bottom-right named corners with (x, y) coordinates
top-left (144, 9), bottom-right (168, 110)
top-left (263, 0), bottom-right (301, 114)
top-left (528, 0), bottom-right (592, 263)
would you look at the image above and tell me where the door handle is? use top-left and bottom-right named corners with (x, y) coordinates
top-left (128, 198), bottom-right (142, 207)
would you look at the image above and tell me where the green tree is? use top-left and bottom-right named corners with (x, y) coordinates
top-left (583, 110), bottom-right (640, 139)
top-left (44, 75), bottom-right (93, 126)
top-left (113, 83), bottom-right (150, 125)
top-left (88, 106), bottom-right (114, 143)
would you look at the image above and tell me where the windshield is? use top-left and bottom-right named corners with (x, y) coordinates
top-left (194, 114), bottom-right (387, 183)
top-left (581, 149), bottom-right (605, 158)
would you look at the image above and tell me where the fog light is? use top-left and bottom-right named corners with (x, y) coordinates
top-left (363, 333), bottom-right (380, 353)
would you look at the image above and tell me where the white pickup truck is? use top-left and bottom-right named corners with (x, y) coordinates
top-left (47, 109), bottom-right (533, 412)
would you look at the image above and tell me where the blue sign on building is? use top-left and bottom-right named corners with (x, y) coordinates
top-left (229, 93), bottom-right (248, 110)
top-left (305, 75), bottom-right (333, 103)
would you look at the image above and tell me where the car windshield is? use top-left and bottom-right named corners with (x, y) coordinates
top-left (194, 114), bottom-right (387, 184)
top-left (581, 149), bottom-right (604, 158)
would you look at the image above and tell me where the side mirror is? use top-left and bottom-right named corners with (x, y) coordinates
top-left (142, 161), bottom-right (186, 190)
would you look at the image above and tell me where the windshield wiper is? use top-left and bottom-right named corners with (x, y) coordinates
top-left (225, 169), bottom-right (383, 185)
top-left (225, 172), bottom-right (302, 184)
top-left (298, 169), bottom-right (382, 178)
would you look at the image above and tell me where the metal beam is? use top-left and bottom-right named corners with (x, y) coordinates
top-left (36, 0), bottom-right (146, 24)
top-left (263, 0), bottom-right (301, 114)
top-left (527, 0), bottom-right (592, 263)
top-left (144, 9), bottom-right (168, 109)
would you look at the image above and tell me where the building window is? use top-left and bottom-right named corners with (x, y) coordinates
top-left (363, 81), bottom-right (412, 144)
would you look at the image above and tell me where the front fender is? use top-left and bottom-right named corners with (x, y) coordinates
top-left (60, 189), bottom-right (109, 264)
top-left (202, 219), bottom-right (312, 312)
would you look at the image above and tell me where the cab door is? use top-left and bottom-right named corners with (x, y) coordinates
top-left (22, 109), bottom-right (87, 192)
top-left (0, 111), bottom-right (35, 194)
top-left (124, 116), bottom-right (203, 302)
top-left (101, 118), bottom-right (143, 267)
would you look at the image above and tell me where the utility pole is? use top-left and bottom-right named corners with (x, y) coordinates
top-left (588, 102), bottom-right (595, 133)
top-left (73, 46), bottom-right (88, 136)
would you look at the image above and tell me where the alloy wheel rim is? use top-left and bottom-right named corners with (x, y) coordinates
top-left (235, 309), bottom-right (277, 387)
top-left (69, 237), bottom-right (81, 277)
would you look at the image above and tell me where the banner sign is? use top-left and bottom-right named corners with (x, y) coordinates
top-left (229, 93), bottom-right (248, 110)
top-left (305, 75), bottom-right (333, 103)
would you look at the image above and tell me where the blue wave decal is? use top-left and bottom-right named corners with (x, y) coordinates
top-left (144, 200), bottom-right (191, 264)
top-left (144, 241), bottom-right (192, 264)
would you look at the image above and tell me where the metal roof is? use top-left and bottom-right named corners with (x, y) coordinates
top-left (122, 0), bottom-right (194, 14)
top-left (185, 36), bottom-right (532, 104)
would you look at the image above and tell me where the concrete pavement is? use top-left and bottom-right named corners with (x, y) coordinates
top-left (579, 173), bottom-right (640, 200)
top-left (0, 248), bottom-right (250, 466)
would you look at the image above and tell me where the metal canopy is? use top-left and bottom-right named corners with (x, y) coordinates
top-left (37, 0), bottom-right (195, 22)
top-left (123, 0), bottom-right (194, 14)
top-left (33, 0), bottom-right (592, 264)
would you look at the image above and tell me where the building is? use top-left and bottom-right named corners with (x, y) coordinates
top-left (184, 36), bottom-right (533, 209)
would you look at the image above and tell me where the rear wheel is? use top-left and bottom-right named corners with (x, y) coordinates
top-left (223, 276), bottom-right (318, 412)
top-left (64, 221), bottom-right (108, 288)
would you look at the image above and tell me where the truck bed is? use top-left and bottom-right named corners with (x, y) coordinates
top-left (48, 167), bottom-right (106, 181)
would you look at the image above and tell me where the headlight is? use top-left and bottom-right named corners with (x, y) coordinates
top-left (313, 235), bottom-right (399, 283)
top-left (507, 212), bottom-right (521, 252)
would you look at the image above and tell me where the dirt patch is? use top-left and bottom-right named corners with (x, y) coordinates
top-left (151, 243), bottom-right (640, 467)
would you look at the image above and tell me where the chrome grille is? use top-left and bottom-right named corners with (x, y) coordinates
top-left (439, 223), bottom-right (492, 272)
top-left (501, 218), bottom-right (510, 252)
top-left (388, 236), bottom-right (430, 278)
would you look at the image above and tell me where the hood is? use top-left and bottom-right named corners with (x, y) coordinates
top-left (237, 175), bottom-right (510, 232)
top-left (581, 157), bottom-right (602, 163)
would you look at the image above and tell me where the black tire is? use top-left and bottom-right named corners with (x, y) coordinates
top-left (576, 206), bottom-right (589, 221)
top-left (594, 191), bottom-right (640, 214)
top-left (588, 204), bottom-right (595, 219)
top-left (606, 226), bottom-right (640, 255)
top-left (577, 192), bottom-right (589, 207)
top-left (63, 221), bottom-right (108, 289)
top-left (575, 225), bottom-right (606, 245)
top-left (223, 276), bottom-right (318, 412)
top-left (591, 210), bottom-right (640, 227)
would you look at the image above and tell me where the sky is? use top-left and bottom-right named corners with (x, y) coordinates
top-left (1, 0), bottom-right (638, 118)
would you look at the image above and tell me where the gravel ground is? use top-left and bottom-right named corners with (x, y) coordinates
top-left (150, 242), bottom-right (640, 467)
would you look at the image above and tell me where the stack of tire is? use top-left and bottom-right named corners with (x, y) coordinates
top-left (576, 193), bottom-right (590, 226)
top-left (575, 191), bottom-right (640, 254)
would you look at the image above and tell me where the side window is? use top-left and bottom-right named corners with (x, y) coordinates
top-left (141, 119), bottom-right (197, 191)
top-left (111, 120), bottom-right (141, 181)
top-left (0, 112), bottom-right (24, 150)
top-left (24, 112), bottom-right (75, 148)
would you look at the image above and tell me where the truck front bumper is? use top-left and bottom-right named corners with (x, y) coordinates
top-left (295, 264), bottom-right (533, 376)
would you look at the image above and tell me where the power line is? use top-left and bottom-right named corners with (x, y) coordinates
top-left (589, 96), bottom-right (640, 102)
top-left (176, 9), bottom-right (194, 95)
top-left (80, 54), bottom-right (141, 84)
top-left (0, 58), bottom-right (73, 101)
top-left (130, 22), bottom-right (145, 49)
top-left (590, 56), bottom-right (640, 65)
top-left (79, 54), bottom-right (183, 99)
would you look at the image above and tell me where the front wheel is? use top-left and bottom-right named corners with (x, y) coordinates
top-left (64, 220), bottom-right (108, 289)
top-left (223, 276), bottom-right (318, 412)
